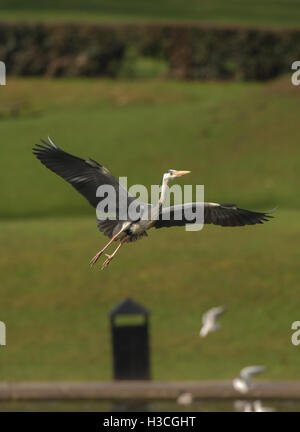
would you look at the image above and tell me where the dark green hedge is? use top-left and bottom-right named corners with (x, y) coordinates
top-left (0, 21), bottom-right (299, 80)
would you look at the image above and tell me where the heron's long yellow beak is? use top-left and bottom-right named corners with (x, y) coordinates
top-left (173, 170), bottom-right (191, 177)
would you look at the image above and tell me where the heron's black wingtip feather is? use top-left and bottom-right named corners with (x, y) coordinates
top-left (235, 207), bottom-right (275, 225)
top-left (33, 137), bottom-right (58, 157)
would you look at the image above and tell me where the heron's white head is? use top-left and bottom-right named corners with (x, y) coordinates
top-left (163, 169), bottom-right (191, 182)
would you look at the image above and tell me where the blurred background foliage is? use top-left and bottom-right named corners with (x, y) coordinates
top-left (0, 23), bottom-right (300, 80)
top-left (0, 2), bottom-right (299, 382)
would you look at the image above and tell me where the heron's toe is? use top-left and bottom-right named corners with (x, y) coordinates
top-left (101, 254), bottom-right (113, 270)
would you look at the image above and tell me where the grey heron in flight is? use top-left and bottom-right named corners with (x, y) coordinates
top-left (33, 138), bottom-right (273, 270)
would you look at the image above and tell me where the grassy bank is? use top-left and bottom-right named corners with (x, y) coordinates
top-left (1, 77), bottom-right (299, 219)
top-left (1, 0), bottom-right (300, 28)
top-left (0, 210), bottom-right (298, 380)
top-left (0, 76), bottom-right (298, 380)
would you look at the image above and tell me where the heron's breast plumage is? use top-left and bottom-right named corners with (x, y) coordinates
top-left (127, 222), bottom-right (146, 235)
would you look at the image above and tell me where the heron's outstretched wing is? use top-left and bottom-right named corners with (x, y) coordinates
top-left (33, 137), bottom-right (145, 216)
top-left (155, 202), bottom-right (274, 228)
top-left (240, 366), bottom-right (266, 379)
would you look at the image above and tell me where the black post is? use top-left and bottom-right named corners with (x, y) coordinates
top-left (109, 298), bottom-right (151, 380)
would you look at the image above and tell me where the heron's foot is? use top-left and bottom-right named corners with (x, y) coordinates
top-left (90, 250), bottom-right (104, 267)
top-left (101, 253), bottom-right (114, 270)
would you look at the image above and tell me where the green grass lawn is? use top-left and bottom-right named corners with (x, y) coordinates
top-left (0, 76), bottom-right (299, 380)
top-left (0, 211), bottom-right (299, 381)
top-left (1, 0), bottom-right (300, 28)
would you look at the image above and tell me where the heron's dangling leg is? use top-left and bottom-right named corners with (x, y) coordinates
top-left (101, 236), bottom-right (130, 270)
top-left (90, 228), bottom-right (126, 267)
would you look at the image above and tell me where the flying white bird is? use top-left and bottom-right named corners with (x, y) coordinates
top-left (177, 391), bottom-right (193, 405)
top-left (234, 399), bottom-right (275, 412)
top-left (253, 400), bottom-right (275, 412)
top-left (244, 402), bottom-right (254, 412)
top-left (232, 366), bottom-right (266, 394)
top-left (199, 305), bottom-right (227, 337)
top-left (234, 400), bottom-right (252, 412)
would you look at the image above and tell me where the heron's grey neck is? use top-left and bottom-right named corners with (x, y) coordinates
top-left (148, 176), bottom-right (169, 221)
top-left (159, 177), bottom-right (169, 207)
